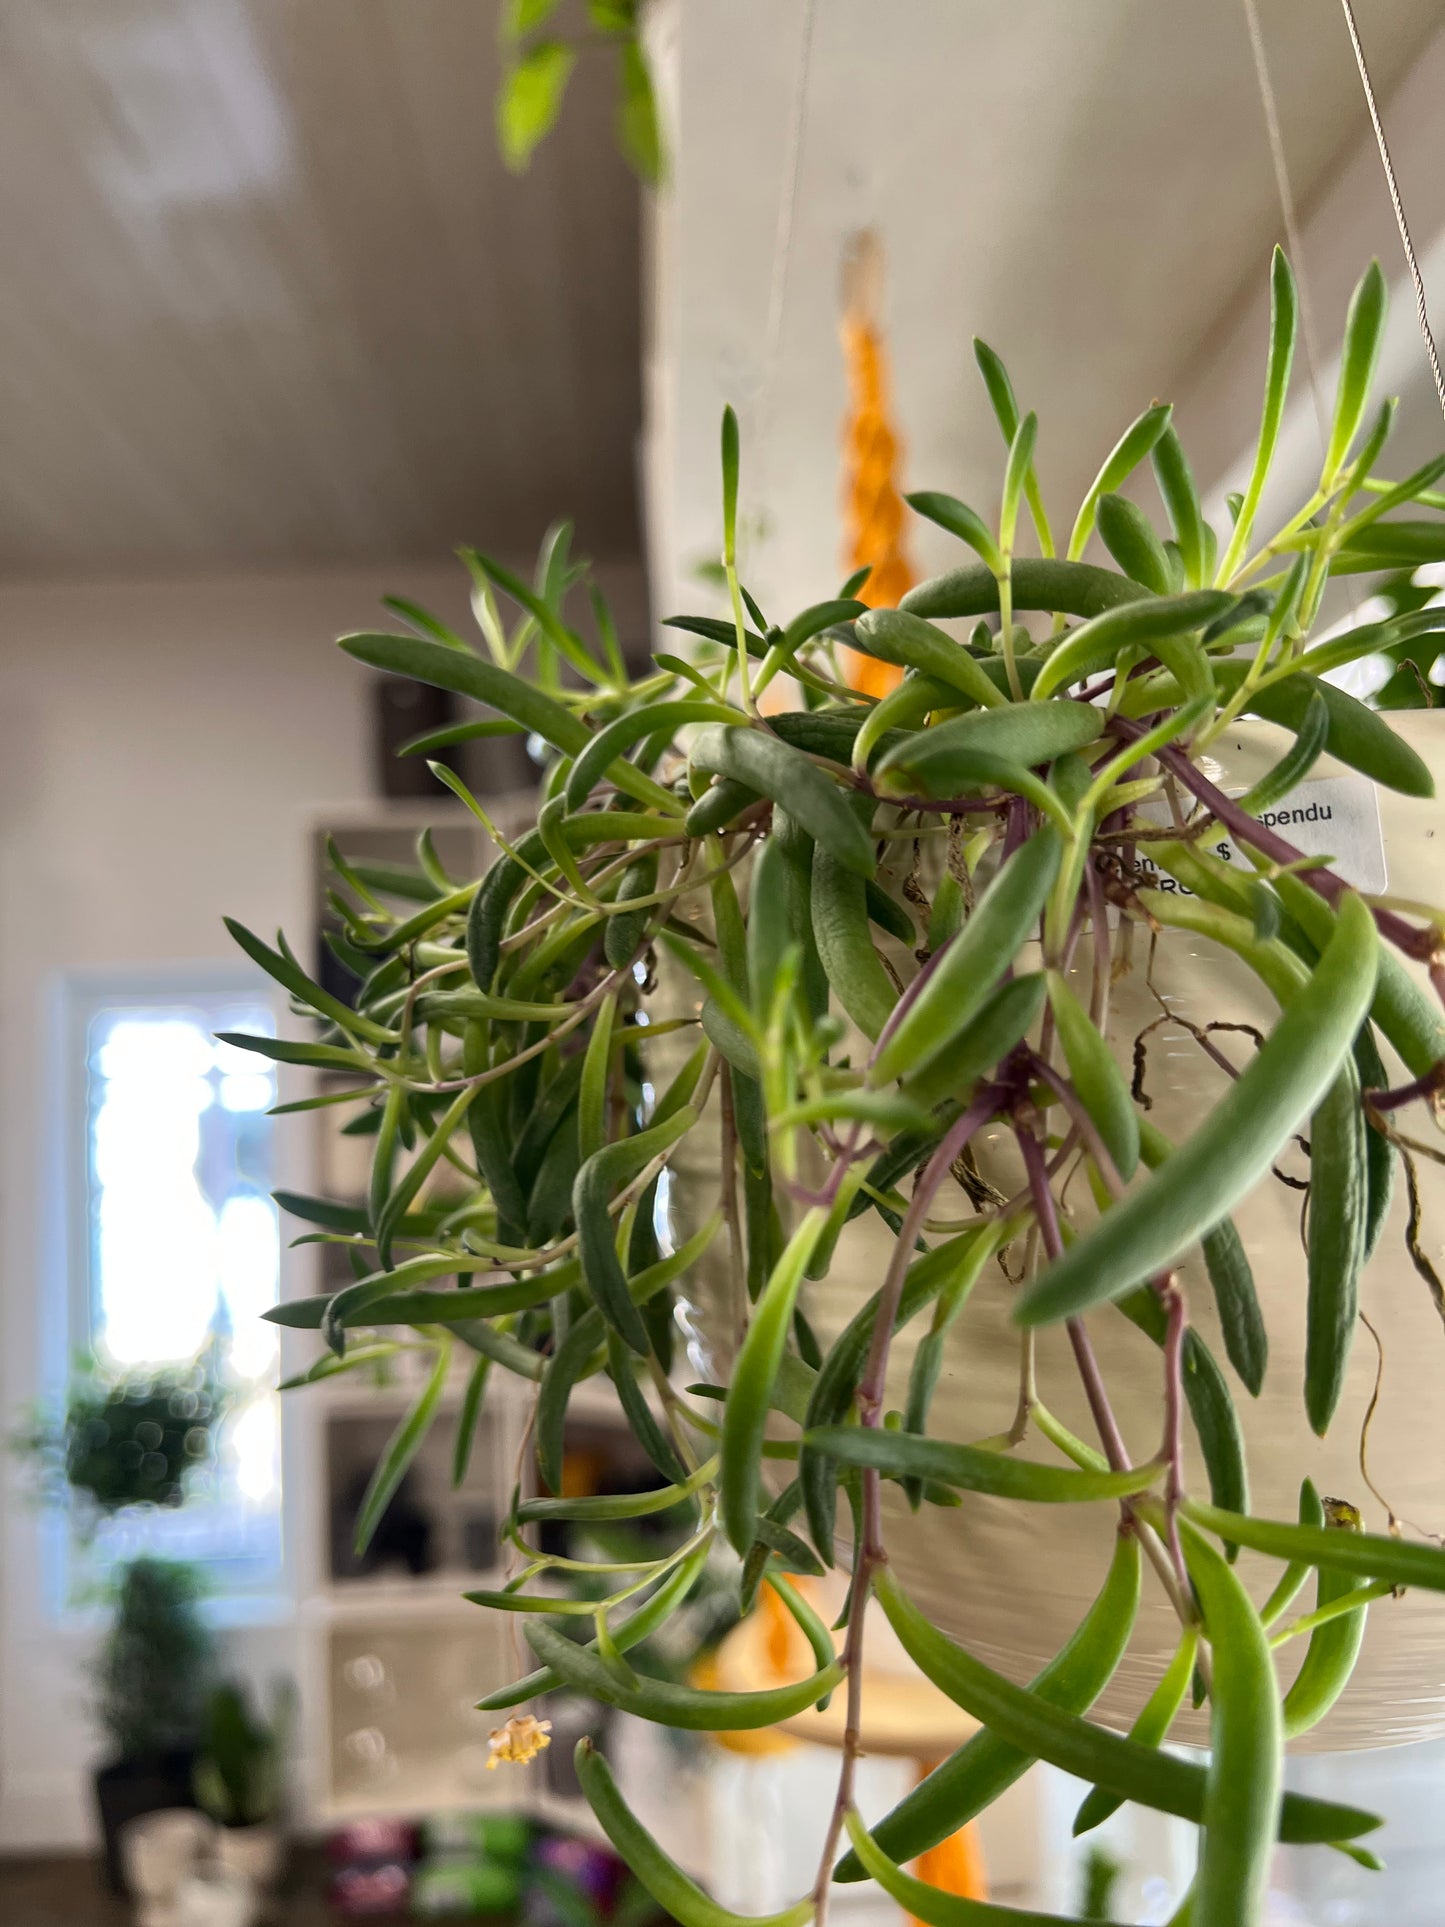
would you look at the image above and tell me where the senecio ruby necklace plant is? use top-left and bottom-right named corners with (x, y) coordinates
top-left (235, 253), bottom-right (1445, 1927)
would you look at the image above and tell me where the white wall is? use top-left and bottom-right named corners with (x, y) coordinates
top-left (0, 563), bottom-right (474, 1851)
top-left (1172, 21), bottom-right (1445, 523)
top-left (643, 1), bottom-right (1444, 635)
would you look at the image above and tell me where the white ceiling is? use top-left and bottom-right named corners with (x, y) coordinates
top-left (4, 1), bottom-right (1443, 602)
top-left (0, 0), bottom-right (643, 578)
top-left (645, 0), bottom-right (1445, 626)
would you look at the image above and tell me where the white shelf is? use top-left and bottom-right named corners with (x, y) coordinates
top-left (309, 1572), bottom-right (505, 1623)
top-left (297, 801), bottom-right (715, 1853)
top-left (318, 1773), bottom-right (521, 1826)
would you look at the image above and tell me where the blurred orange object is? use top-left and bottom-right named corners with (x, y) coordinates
top-left (690, 1579), bottom-right (803, 1758)
top-left (709, 1577), bottom-right (989, 1907)
top-left (840, 231), bottom-right (913, 698)
top-left (913, 1758), bottom-right (987, 1911)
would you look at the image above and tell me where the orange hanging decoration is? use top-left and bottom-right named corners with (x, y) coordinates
top-left (840, 230), bottom-right (913, 697)
top-left (912, 1756), bottom-right (989, 1914)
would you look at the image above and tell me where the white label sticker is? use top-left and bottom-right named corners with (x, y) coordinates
top-left (1134, 773), bottom-right (1388, 896)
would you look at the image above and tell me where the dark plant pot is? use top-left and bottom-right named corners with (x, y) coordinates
top-left (92, 1749), bottom-right (198, 1895)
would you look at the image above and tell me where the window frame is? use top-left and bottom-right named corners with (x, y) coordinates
top-left (54, 963), bottom-right (291, 1613)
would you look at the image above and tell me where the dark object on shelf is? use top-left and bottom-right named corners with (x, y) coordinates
top-left (540, 1697), bottom-right (614, 1803)
top-left (92, 1558), bottom-right (214, 1893)
top-left (461, 1508), bottom-right (499, 1571)
top-left (372, 677), bottom-right (456, 799)
top-left (332, 1467), bottom-right (434, 1580)
top-left (92, 1748), bottom-right (200, 1896)
top-left (317, 927), bottom-right (364, 1011)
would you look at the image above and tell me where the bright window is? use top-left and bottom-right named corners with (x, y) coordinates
top-left (68, 980), bottom-right (285, 1593)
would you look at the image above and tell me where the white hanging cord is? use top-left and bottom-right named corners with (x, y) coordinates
top-left (757, 0), bottom-right (820, 437)
top-left (1338, 0), bottom-right (1445, 430)
top-left (740, 0), bottom-right (820, 566)
top-left (1239, 0), bottom-right (1328, 447)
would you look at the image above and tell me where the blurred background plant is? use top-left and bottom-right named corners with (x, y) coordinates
top-left (10, 1354), bottom-right (225, 1529)
top-left (1365, 562), bottom-right (1445, 707)
top-left (496, 0), bottom-right (661, 183)
top-left (1077, 1844), bottom-right (1124, 1921)
top-left (193, 1678), bottom-right (295, 1830)
top-left (92, 1557), bottom-right (214, 1767)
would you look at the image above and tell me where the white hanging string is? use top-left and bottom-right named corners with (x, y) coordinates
top-left (758, 0), bottom-right (820, 427)
top-left (1239, 0), bottom-right (1329, 448)
top-left (1338, 0), bottom-right (1445, 430)
top-left (745, 0), bottom-right (820, 559)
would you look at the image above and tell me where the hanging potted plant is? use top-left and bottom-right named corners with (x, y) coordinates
top-left (243, 250), bottom-right (1445, 1926)
top-left (13, 1357), bottom-right (225, 1525)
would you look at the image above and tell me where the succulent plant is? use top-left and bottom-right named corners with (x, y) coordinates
top-left (237, 252), bottom-right (1445, 1926)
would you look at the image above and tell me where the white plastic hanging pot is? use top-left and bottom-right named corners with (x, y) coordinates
top-left (671, 711), bottom-right (1445, 1751)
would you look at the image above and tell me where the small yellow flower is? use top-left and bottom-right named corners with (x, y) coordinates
top-left (486, 1714), bottom-right (553, 1769)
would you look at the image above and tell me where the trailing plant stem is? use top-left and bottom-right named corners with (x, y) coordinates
top-left (1125, 725), bottom-right (1440, 971)
top-left (814, 1095), bottom-right (997, 1922)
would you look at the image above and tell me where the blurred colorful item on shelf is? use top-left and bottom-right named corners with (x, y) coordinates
top-left (326, 1818), bottom-right (419, 1864)
top-left (326, 1815), bottom-right (419, 1915)
top-left (527, 1832), bottom-right (633, 1926)
top-left (411, 1854), bottom-right (524, 1916)
top-left (421, 1810), bottom-right (533, 1860)
top-left (329, 1858), bottom-right (412, 1915)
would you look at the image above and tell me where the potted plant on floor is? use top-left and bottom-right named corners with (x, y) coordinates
top-left (92, 1557), bottom-right (214, 1893)
top-left (241, 251), bottom-right (1445, 1926)
top-left (194, 1679), bottom-right (294, 1893)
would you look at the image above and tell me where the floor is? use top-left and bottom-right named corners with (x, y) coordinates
top-left (0, 1850), bottom-right (365, 1927)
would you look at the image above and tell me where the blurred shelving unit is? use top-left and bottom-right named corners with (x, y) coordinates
top-left (275, 796), bottom-right (715, 1878)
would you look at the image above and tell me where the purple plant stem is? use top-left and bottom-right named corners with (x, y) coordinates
top-left (1001, 793), bottom-right (1031, 863)
top-left (1031, 1058), bottom-right (1124, 1183)
top-left (1112, 716), bottom-right (1438, 966)
top-left (1159, 1277), bottom-right (1188, 1575)
top-left (869, 929), bottom-right (955, 1067)
top-left (1086, 858), bottom-right (1112, 1032)
top-left (1365, 1060), bottom-right (1445, 1111)
top-left (1016, 1127), bottom-right (1132, 1473)
top-left (1017, 1108), bottom-right (1195, 1608)
top-left (812, 1092), bottom-right (998, 1918)
top-left (856, 1096), bottom-right (1000, 1419)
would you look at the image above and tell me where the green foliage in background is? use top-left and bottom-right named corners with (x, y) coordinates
top-left (497, 0), bottom-right (662, 184)
top-left (93, 1558), bottom-right (213, 1764)
top-left (12, 1358), bottom-right (225, 1525)
top-left (193, 1678), bottom-right (294, 1828)
top-left (237, 253), bottom-right (1445, 1926)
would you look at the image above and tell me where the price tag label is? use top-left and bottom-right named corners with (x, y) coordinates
top-left (1134, 773), bottom-right (1387, 896)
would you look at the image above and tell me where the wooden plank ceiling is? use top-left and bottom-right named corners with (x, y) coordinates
top-left (0, 0), bottom-right (642, 576)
